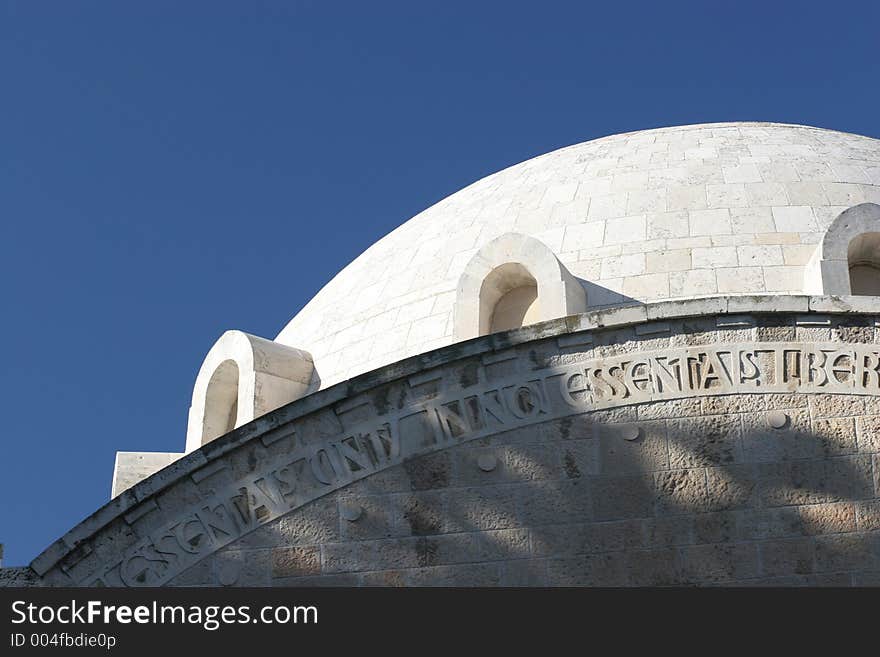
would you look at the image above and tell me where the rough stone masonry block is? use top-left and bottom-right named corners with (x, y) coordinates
top-left (167, 560), bottom-right (213, 587)
top-left (759, 538), bottom-right (815, 577)
top-left (450, 446), bottom-right (510, 487)
top-left (855, 416), bottom-right (880, 453)
top-left (402, 451), bottom-right (453, 491)
top-left (517, 478), bottom-right (592, 526)
top-left (814, 534), bottom-right (880, 573)
top-left (504, 444), bottom-right (563, 482)
top-left (499, 559), bottom-right (548, 586)
top-left (236, 497), bottom-right (340, 549)
top-left (112, 452), bottom-right (182, 499)
top-left (586, 406), bottom-right (638, 425)
top-left (625, 548), bottom-right (684, 586)
top-left (808, 395), bottom-right (865, 418)
top-left (338, 463), bottom-right (412, 496)
top-left (546, 553), bottom-right (629, 586)
top-left (681, 543), bottom-right (760, 583)
top-left (755, 324), bottom-right (797, 342)
top-left (421, 529), bottom-right (529, 566)
top-left (590, 475), bottom-right (654, 521)
top-left (852, 572), bottom-right (880, 586)
top-left (451, 444), bottom-right (559, 487)
top-left (763, 393), bottom-right (809, 410)
top-left (370, 537), bottom-right (425, 571)
top-left (272, 546), bottom-right (321, 579)
top-left (811, 417), bottom-right (858, 456)
top-left (636, 397), bottom-right (702, 420)
top-left (855, 500), bottom-right (880, 531)
top-left (530, 520), bottom-right (642, 556)
top-left (446, 485), bottom-right (519, 532)
top-left (758, 456), bottom-right (874, 507)
top-left (833, 319), bottom-right (874, 344)
top-left (874, 454), bottom-right (880, 496)
top-left (598, 421), bottom-right (669, 474)
top-left (210, 549), bottom-right (271, 587)
top-left (337, 494), bottom-right (395, 541)
top-left (396, 490), bottom-right (450, 536)
top-left (405, 563), bottom-right (503, 587)
top-left (741, 408), bottom-right (815, 462)
top-left (701, 394), bottom-right (765, 415)
top-left (705, 465), bottom-right (759, 511)
top-left (560, 440), bottom-right (600, 478)
top-left (321, 538), bottom-right (423, 573)
top-left (643, 515), bottom-right (694, 547)
top-left (693, 511), bottom-right (738, 544)
top-left (276, 573), bottom-right (361, 587)
top-left (667, 415), bottom-right (743, 468)
top-left (792, 502), bottom-right (857, 535)
top-left (320, 541), bottom-right (374, 574)
top-left (359, 570), bottom-right (407, 587)
top-left (653, 468), bottom-right (710, 516)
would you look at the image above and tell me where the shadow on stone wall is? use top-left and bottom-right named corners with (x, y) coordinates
top-left (513, 406), bottom-right (879, 586)
top-left (171, 392), bottom-right (879, 587)
top-left (578, 277), bottom-right (639, 310)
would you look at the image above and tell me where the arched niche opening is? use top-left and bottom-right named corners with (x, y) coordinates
top-left (185, 331), bottom-right (316, 453)
top-left (803, 203), bottom-right (880, 295)
top-left (454, 232), bottom-right (587, 340)
top-left (848, 232), bottom-right (880, 296)
top-left (201, 359), bottom-right (240, 445)
top-left (482, 263), bottom-right (541, 334)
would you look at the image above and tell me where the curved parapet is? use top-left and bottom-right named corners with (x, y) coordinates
top-left (11, 295), bottom-right (880, 587)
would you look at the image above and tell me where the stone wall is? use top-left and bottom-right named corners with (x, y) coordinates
top-left (8, 297), bottom-right (880, 587)
top-left (166, 389), bottom-right (880, 586)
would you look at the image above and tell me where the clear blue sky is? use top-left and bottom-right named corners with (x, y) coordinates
top-left (1, 1), bottom-right (878, 566)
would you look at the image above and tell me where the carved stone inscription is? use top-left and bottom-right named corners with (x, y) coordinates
top-left (92, 424), bottom-right (400, 587)
top-left (82, 342), bottom-right (880, 586)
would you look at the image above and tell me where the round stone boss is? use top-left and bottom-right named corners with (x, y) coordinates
top-left (339, 503), bottom-right (363, 523)
top-left (767, 411), bottom-right (789, 429)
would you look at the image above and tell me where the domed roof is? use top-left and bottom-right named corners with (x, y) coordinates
top-left (276, 122), bottom-right (880, 387)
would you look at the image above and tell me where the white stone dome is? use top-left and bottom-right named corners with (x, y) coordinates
top-left (276, 122), bottom-right (880, 387)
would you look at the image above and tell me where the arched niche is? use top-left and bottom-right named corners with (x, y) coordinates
top-left (486, 263), bottom-right (541, 333)
top-left (804, 203), bottom-right (880, 295)
top-left (202, 359), bottom-right (240, 441)
top-left (847, 232), bottom-right (880, 295)
top-left (185, 331), bottom-right (316, 452)
top-left (454, 232), bottom-right (587, 340)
